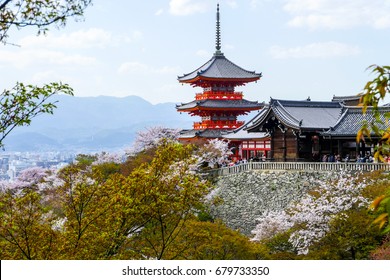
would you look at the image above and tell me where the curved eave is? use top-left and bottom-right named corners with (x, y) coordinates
top-left (246, 107), bottom-right (272, 132)
top-left (272, 105), bottom-right (301, 130)
top-left (178, 54), bottom-right (262, 85)
top-left (177, 106), bottom-right (262, 113)
top-left (178, 76), bottom-right (261, 85)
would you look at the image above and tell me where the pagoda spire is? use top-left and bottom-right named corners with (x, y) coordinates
top-left (214, 3), bottom-right (223, 56)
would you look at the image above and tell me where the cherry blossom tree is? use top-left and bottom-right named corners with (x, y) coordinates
top-left (194, 138), bottom-right (232, 168)
top-left (129, 126), bottom-right (180, 154)
top-left (251, 172), bottom-right (369, 255)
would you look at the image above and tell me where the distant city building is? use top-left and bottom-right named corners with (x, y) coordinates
top-left (0, 152), bottom-right (74, 181)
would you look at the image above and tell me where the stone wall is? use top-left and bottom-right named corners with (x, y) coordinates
top-left (208, 170), bottom-right (335, 236)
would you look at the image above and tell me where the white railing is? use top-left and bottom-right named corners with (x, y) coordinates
top-left (207, 162), bottom-right (390, 177)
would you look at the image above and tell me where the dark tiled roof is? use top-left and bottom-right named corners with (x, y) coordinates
top-left (178, 54), bottom-right (261, 82)
top-left (176, 99), bottom-right (263, 111)
top-left (223, 129), bottom-right (269, 140)
top-left (178, 129), bottom-right (231, 139)
top-left (246, 98), bottom-right (343, 131)
top-left (322, 106), bottom-right (390, 136)
top-left (332, 95), bottom-right (360, 102)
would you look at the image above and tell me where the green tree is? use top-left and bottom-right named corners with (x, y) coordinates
top-left (129, 141), bottom-right (211, 259)
top-left (167, 219), bottom-right (264, 260)
top-left (358, 65), bottom-right (390, 234)
top-left (0, 185), bottom-right (59, 259)
top-left (358, 65), bottom-right (390, 159)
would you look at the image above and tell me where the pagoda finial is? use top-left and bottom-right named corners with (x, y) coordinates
top-left (214, 3), bottom-right (223, 56)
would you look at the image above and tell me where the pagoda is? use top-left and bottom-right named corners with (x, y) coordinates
top-left (176, 4), bottom-right (263, 141)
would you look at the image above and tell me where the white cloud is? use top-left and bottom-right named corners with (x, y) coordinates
top-left (156, 66), bottom-right (180, 74)
top-left (269, 41), bottom-right (361, 59)
top-left (122, 30), bottom-right (143, 44)
top-left (19, 28), bottom-right (113, 49)
top-left (226, 1), bottom-right (238, 9)
top-left (196, 49), bottom-right (211, 58)
top-left (117, 62), bottom-right (149, 74)
top-left (169, 0), bottom-right (209, 16)
top-left (0, 49), bottom-right (96, 68)
top-left (284, 0), bottom-right (390, 29)
top-left (29, 71), bottom-right (72, 85)
top-left (250, 0), bottom-right (272, 9)
top-left (155, 9), bottom-right (164, 16)
top-left (250, 0), bottom-right (260, 8)
top-left (117, 62), bottom-right (179, 75)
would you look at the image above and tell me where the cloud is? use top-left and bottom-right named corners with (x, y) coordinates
top-left (19, 28), bottom-right (113, 49)
top-left (269, 41), bottom-right (361, 59)
top-left (155, 9), bottom-right (164, 16)
top-left (284, 0), bottom-right (390, 29)
top-left (196, 49), bottom-right (210, 58)
top-left (0, 49), bottom-right (96, 68)
top-left (29, 71), bottom-right (73, 85)
top-left (226, 1), bottom-right (238, 9)
top-left (250, 0), bottom-right (272, 9)
top-left (169, 0), bottom-right (209, 16)
top-left (117, 62), bottom-right (149, 74)
top-left (117, 62), bottom-right (179, 75)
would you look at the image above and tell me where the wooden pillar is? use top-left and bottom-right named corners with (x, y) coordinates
top-left (338, 140), bottom-right (342, 157)
top-left (283, 130), bottom-right (287, 162)
top-left (330, 136), bottom-right (333, 154)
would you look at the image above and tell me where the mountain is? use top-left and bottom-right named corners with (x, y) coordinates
top-left (3, 95), bottom-right (193, 152)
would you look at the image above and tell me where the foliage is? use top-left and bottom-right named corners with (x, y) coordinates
top-left (304, 210), bottom-right (383, 260)
top-left (358, 64), bottom-right (390, 236)
top-left (0, 140), bottom-right (216, 259)
top-left (166, 220), bottom-right (262, 260)
top-left (357, 65), bottom-right (390, 158)
top-left (370, 192), bottom-right (390, 234)
top-left (0, 169), bottom-right (60, 259)
top-left (370, 235), bottom-right (390, 260)
top-left (0, 0), bottom-right (92, 44)
top-left (128, 141), bottom-right (211, 259)
top-left (261, 231), bottom-right (298, 260)
top-left (0, 82), bottom-right (73, 147)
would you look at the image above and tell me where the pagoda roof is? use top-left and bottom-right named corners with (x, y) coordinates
top-left (178, 54), bottom-right (262, 85)
top-left (322, 106), bottom-right (390, 137)
top-left (247, 98), bottom-right (344, 131)
top-left (176, 99), bottom-right (263, 112)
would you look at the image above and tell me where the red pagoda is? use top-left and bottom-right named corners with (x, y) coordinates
top-left (176, 4), bottom-right (263, 142)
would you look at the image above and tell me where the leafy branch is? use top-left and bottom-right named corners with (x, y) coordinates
top-left (0, 82), bottom-right (73, 147)
top-left (0, 0), bottom-right (92, 44)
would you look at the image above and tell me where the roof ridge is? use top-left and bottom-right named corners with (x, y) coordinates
top-left (330, 107), bottom-right (350, 130)
top-left (273, 100), bottom-right (302, 127)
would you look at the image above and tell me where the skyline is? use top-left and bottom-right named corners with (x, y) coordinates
top-left (1, 0), bottom-right (390, 105)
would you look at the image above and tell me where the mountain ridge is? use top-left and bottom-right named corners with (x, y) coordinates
top-left (3, 95), bottom-right (193, 152)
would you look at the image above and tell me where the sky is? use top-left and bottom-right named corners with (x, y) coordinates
top-left (1, 0), bottom-right (390, 105)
